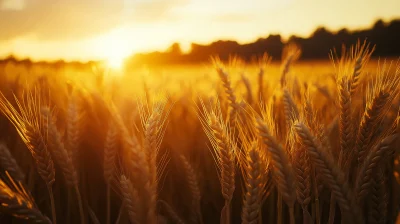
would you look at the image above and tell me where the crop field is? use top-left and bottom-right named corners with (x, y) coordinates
top-left (0, 42), bottom-right (399, 224)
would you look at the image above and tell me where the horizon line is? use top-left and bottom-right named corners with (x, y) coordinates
top-left (1, 17), bottom-right (398, 63)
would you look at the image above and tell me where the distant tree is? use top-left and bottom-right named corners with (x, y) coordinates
top-left (312, 27), bottom-right (333, 39)
top-left (124, 18), bottom-right (400, 65)
top-left (373, 19), bottom-right (385, 30)
top-left (167, 43), bottom-right (182, 55)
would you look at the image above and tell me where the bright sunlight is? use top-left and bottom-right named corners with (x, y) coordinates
top-left (107, 52), bottom-right (126, 69)
top-left (92, 28), bottom-right (133, 69)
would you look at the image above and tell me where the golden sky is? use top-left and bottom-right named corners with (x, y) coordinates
top-left (0, 0), bottom-right (399, 62)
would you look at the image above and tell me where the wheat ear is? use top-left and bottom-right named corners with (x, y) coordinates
top-left (338, 77), bottom-right (353, 168)
top-left (0, 91), bottom-right (56, 224)
top-left (282, 88), bottom-right (299, 129)
top-left (368, 170), bottom-right (387, 224)
top-left (0, 172), bottom-right (51, 223)
top-left (41, 107), bottom-right (84, 224)
top-left (356, 90), bottom-right (391, 163)
top-left (256, 118), bottom-right (296, 217)
top-left (104, 121), bottom-right (118, 224)
top-left (349, 41), bottom-right (375, 96)
top-left (241, 73), bottom-right (253, 106)
top-left (356, 64), bottom-right (400, 163)
top-left (120, 175), bottom-right (141, 224)
top-left (209, 112), bottom-right (236, 224)
top-left (140, 99), bottom-right (170, 224)
top-left (280, 43), bottom-right (301, 87)
top-left (216, 68), bottom-right (239, 124)
top-left (143, 111), bottom-right (161, 224)
top-left (293, 143), bottom-right (311, 223)
top-left (241, 142), bottom-right (266, 224)
top-left (180, 155), bottom-right (202, 224)
top-left (328, 76), bottom-right (353, 224)
top-left (294, 122), bottom-right (363, 224)
top-left (0, 143), bottom-right (25, 183)
top-left (66, 93), bottom-right (83, 167)
top-left (198, 104), bottom-right (236, 224)
top-left (41, 107), bottom-right (77, 187)
top-left (355, 134), bottom-right (397, 204)
top-left (111, 103), bottom-right (149, 181)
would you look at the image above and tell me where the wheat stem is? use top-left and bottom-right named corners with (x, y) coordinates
top-left (47, 185), bottom-right (57, 224)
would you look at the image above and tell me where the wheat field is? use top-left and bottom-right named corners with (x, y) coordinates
top-left (0, 41), bottom-right (399, 224)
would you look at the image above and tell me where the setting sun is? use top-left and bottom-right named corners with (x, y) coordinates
top-left (93, 28), bottom-right (133, 69)
top-left (106, 53), bottom-right (126, 69)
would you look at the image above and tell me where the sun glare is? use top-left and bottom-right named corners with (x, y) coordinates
top-left (92, 28), bottom-right (133, 70)
top-left (107, 53), bottom-right (126, 69)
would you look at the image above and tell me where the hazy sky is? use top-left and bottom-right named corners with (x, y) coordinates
top-left (0, 0), bottom-right (399, 61)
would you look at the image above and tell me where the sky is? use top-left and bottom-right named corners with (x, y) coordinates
top-left (0, 0), bottom-right (399, 62)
